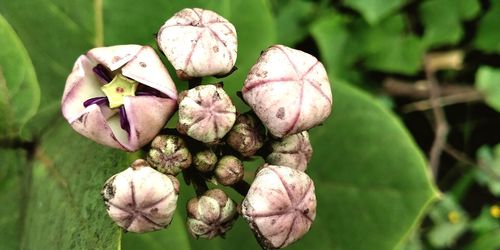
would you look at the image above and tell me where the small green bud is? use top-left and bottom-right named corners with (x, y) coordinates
top-left (147, 135), bottom-right (192, 175)
top-left (186, 189), bottom-right (238, 239)
top-left (193, 149), bottom-right (218, 172)
top-left (214, 155), bottom-right (244, 186)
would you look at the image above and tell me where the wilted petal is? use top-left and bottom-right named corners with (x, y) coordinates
top-left (87, 45), bottom-right (142, 71)
top-left (122, 96), bottom-right (177, 151)
top-left (122, 46), bottom-right (178, 100)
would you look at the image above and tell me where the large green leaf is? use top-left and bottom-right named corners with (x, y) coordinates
top-left (0, 0), bottom-right (94, 135)
top-left (300, 82), bottom-right (438, 249)
top-left (20, 120), bottom-right (128, 249)
top-left (0, 14), bottom-right (40, 141)
top-left (0, 148), bottom-right (27, 250)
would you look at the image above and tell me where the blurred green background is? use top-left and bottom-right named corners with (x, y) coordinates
top-left (1, 0), bottom-right (500, 249)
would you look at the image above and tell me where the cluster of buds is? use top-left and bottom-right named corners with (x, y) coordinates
top-left (63, 7), bottom-right (331, 249)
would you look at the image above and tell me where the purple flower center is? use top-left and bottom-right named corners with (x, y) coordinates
top-left (83, 64), bottom-right (167, 135)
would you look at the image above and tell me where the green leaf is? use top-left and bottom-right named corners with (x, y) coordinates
top-left (0, 0), bottom-right (95, 134)
top-left (427, 195), bottom-right (468, 248)
top-left (470, 207), bottom-right (500, 234)
top-left (311, 14), bottom-right (423, 78)
top-left (475, 66), bottom-right (500, 112)
top-left (475, 144), bottom-right (500, 196)
top-left (343, 0), bottom-right (407, 25)
top-left (420, 0), bottom-right (480, 48)
top-left (275, 0), bottom-right (315, 46)
top-left (0, 148), bottom-right (27, 250)
top-left (297, 82), bottom-right (438, 250)
top-left (474, 0), bottom-right (500, 53)
top-left (310, 13), bottom-right (363, 82)
top-left (465, 229), bottom-right (500, 250)
top-left (20, 121), bottom-right (128, 249)
top-left (0, 14), bottom-right (40, 141)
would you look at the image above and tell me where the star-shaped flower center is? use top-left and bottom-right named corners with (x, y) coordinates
top-left (100, 74), bottom-right (138, 109)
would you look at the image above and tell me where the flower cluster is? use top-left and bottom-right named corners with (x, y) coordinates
top-left (62, 8), bottom-right (332, 249)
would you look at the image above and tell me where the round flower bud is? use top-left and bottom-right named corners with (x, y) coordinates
top-left (214, 155), bottom-right (244, 186)
top-left (62, 45), bottom-right (178, 151)
top-left (101, 159), bottom-right (180, 233)
top-left (157, 8), bottom-right (237, 79)
top-left (193, 149), bottom-right (218, 172)
top-left (242, 44), bottom-right (332, 138)
top-left (177, 85), bottom-right (236, 143)
top-left (186, 189), bottom-right (238, 239)
top-left (266, 131), bottom-right (312, 171)
top-left (241, 165), bottom-right (316, 249)
top-left (147, 135), bottom-right (192, 176)
top-left (226, 112), bottom-right (266, 157)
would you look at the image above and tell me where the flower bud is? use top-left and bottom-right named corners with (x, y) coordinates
top-left (266, 131), bottom-right (312, 171)
top-left (101, 159), bottom-right (179, 233)
top-left (193, 149), bottom-right (218, 172)
top-left (214, 155), bottom-right (244, 186)
top-left (177, 85), bottom-right (236, 143)
top-left (186, 189), bottom-right (238, 239)
top-left (61, 45), bottom-right (178, 151)
top-left (147, 135), bottom-right (192, 176)
top-left (241, 165), bottom-right (316, 249)
top-left (242, 44), bottom-right (332, 138)
top-left (226, 112), bottom-right (266, 157)
top-left (157, 8), bottom-right (237, 79)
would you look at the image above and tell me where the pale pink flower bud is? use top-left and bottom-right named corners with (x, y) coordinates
top-left (157, 8), bottom-right (237, 79)
top-left (186, 189), bottom-right (238, 239)
top-left (101, 159), bottom-right (180, 233)
top-left (177, 85), bottom-right (236, 143)
top-left (266, 131), bottom-right (312, 171)
top-left (61, 45), bottom-right (178, 151)
top-left (242, 45), bottom-right (332, 138)
top-left (241, 165), bottom-right (316, 249)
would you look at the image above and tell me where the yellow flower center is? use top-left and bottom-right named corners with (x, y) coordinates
top-left (100, 74), bottom-right (138, 109)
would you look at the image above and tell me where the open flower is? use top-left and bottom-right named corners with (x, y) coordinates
top-left (61, 45), bottom-right (178, 151)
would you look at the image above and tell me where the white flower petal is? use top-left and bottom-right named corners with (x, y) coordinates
top-left (61, 55), bottom-right (103, 122)
top-left (121, 46), bottom-right (178, 100)
top-left (87, 44), bottom-right (142, 71)
top-left (70, 105), bottom-right (127, 150)
top-left (122, 96), bottom-right (177, 151)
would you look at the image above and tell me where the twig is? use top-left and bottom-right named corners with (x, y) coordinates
top-left (401, 91), bottom-right (484, 113)
top-left (425, 57), bottom-right (450, 179)
top-left (444, 144), bottom-right (500, 182)
top-left (383, 78), bottom-right (480, 100)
